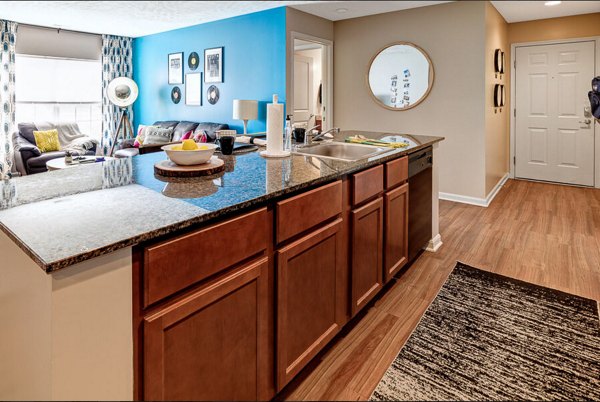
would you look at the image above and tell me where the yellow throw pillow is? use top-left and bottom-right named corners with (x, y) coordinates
top-left (33, 129), bottom-right (61, 153)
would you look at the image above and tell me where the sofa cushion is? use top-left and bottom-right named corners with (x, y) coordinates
top-left (144, 127), bottom-right (174, 145)
top-left (172, 121), bottom-right (199, 141)
top-left (18, 122), bottom-right (38, 144)
top-left (26, 151), bottom-right (67, 168)
top-left (115, 148), bottom-right (140, 158)
top-left (193, 123), bottom-right (229, 142)
top-left (153, 121), bottom-right (179, 130)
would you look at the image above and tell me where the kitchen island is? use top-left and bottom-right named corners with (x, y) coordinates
top-left (0, 131), bottom-right (443, 400)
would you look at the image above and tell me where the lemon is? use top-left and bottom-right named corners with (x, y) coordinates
top-left (171, 145), bottom-right (183, 151)
top-left (182, 139), bottom-right (198, 150)
top-left (198, 145), bottom-right (209, 150)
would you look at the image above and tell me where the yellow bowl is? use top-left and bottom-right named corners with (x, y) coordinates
top-left (161, 143), bottom-right (217, 165)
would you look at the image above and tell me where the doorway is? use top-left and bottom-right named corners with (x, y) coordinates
top-left (513, 40), bottom-right (596, 186)
top-left (291, 34), bottom-right (333, 132)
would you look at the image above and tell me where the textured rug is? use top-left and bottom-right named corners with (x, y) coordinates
top-left (370, 262), bottom-right (600, 401)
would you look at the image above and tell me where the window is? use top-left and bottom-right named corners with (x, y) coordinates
top-left (15, 55), bottom-right (102, 140)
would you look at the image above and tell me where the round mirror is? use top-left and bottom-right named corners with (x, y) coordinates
top-left (367, 42), bottom-right (434, 110)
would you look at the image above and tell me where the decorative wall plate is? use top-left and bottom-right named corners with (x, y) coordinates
top-left (171, 86), bottom-right (181, 104)
top-left (207, 85), bottom-right (220, 105)
top-left (188, 52), bottom-right (199, 70)
top-left (494, 84), bottom-right (505, 108)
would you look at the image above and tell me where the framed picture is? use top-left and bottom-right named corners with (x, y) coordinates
top-left (204, 47), bottom-right (223, 83)
top-left (168, 52), bottom-right (184, 84)
top-left (186, 72), bottom-right (202, 106)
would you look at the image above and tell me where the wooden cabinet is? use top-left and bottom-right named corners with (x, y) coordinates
top-left (276, 180), bottom-right (342, 244)
top-left (136, 156), bottom-right (415, 400)
top-left (143, 208), bottom-right (267, 307)
top-left (384, 183), bottom-right (409, 282)
top-left (351, 165), bottom-right (384, 206)
top-left (276, 218), bottom-right (345, 391)
top-left (143, 257), bottom-right (269, 401)
top-left (385, 156), bottom-right (408, 190)
top-left (350, 197), bottom-right (384, 316)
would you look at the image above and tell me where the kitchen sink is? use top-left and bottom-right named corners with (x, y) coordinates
top-left (293, 142), bottom-right (390, 162)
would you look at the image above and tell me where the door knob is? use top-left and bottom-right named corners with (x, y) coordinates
top-left (579, 119), bottom-right (592, 124)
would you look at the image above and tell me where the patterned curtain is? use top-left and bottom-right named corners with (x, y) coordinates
top-left (0, 20), bottom-right (17, 179)
top-left (100, 34), bottom-right (133, 156)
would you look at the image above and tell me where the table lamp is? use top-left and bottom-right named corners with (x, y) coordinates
top-left (233, 99), bottom-right (258, 134)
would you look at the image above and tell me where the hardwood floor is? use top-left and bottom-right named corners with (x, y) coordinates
top-left (278, 179), bottom-right (600, 401)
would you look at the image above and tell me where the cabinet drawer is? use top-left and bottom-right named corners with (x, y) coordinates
top-left (385, 156), bottom-right (408, 189)
top-left (352, 165), bottom-right (384, 206)
top-left (276, 180), bottom-right (342, 244)
top-left (144, 208), bottom-right (268, 307)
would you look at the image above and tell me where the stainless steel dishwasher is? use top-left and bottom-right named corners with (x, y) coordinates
top-left (408, 147), bottom-right (433, 262)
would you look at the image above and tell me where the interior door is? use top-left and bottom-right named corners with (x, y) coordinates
top-left (293, 54), bottom-right (313, 126)
top-left (515, 41), bottom-right (595, 186)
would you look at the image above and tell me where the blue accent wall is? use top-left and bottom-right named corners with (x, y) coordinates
top-left (133, 7), bottom-right (286, 134)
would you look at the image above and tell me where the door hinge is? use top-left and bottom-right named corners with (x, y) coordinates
top-left (513, 109), bottom-right (516, 117)
top-left (514, 60), bottom-right (516, 69)
top-left (514, 156), bottom-right (516, 165)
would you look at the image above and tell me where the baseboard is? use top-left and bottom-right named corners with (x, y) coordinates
top-left (426, 234), bottom-right (443, 252)
top-left (439, 173), bottom-right (509, 208)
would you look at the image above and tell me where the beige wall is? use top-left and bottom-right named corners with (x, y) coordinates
top-left (333, 1), bottom-right (488, 198)
top-left (484, 2), bottom-right (510, 196)
top-left (286, 8), bottom-right (334, 116)
top-left (508, 13), bottom-right (600, 45)
top-left (0, 230), bottom-right (133, 401)
top-left (0, 230), bottom-right (52, 400)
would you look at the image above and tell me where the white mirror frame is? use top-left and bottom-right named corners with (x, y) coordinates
top-left (366, 42), bottom-right (435, 111)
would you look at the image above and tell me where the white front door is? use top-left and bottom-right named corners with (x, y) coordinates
top-left (515, 41), bottom-right (595, 186)
top-left (293, 54), bottom-right (313, 126)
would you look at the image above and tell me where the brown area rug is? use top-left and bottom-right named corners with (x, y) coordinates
top-left (370, 262), bottom-right (600, 401)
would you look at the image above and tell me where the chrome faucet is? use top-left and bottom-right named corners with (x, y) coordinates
top-left (308, 127), bottom-right (340, 144)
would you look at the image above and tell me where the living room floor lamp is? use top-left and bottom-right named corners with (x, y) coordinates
top-left (107, 77), bottom-right (139, 156)
top-left (233, 99), bottom-right (258, 134)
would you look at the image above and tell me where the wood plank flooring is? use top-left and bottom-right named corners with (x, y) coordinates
top-left (278, 179), bottom-right (600, 401)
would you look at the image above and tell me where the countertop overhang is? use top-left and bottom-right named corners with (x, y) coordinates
top-left (0, 131), bottom-right (443, 272)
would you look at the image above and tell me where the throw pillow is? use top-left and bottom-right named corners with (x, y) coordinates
top-left (18, 122), bottom-right (38, 144)
top-left (33, 129), bottom-right (61, 153)
top-left (193, 129), bottom-right (208, 143)
top-left (133, 136), bottom-right (144, 148)
top-left (136, 124), bottom-right (156, 144)
top-left (181, 130), bottom-right (193, 140)
top-left (143, 127), bottom-right (174, 145)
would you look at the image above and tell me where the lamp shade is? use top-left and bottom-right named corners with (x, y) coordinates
top-left (107, 77), bottom-right (138, 108)
top-left (233, 99), bottom-right (258, 120)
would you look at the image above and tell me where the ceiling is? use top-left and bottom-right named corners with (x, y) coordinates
top-left (291, 1), bottom-right (451, 22)
top-left (491, 1), bottom-right (600, 23)
top-left (1, 1), bottom-right (599, 37)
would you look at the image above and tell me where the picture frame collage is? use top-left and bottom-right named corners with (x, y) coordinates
top-left (168, 47), bottom-right (223, 106)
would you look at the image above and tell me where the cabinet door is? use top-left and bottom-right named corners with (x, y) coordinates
top-left (351, 197), bottom-right (384, 316)
top-left (384, 183), bottom-right (409, 283)
top-left (276, 219), bottom-right (344, 391)
top-left (144, 257), bottom-right (268, 401)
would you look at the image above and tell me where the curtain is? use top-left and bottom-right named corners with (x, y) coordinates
top-left (0, 20), bottom-right (17, 179)
top-left (100, 34), bottom-right (133, 156)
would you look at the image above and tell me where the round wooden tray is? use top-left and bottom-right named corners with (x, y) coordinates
top-left (154, 156), bottom-right (225, 177)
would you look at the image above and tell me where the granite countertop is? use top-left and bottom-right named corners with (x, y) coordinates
top-left (0, 130), bottom-right (443, 272)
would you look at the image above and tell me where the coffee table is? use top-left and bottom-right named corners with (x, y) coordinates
top-left (46, 156), bottom-right (115, 171)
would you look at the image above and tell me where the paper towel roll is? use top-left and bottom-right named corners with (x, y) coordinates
top-left (266, 95), bottom-right (284, 154)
